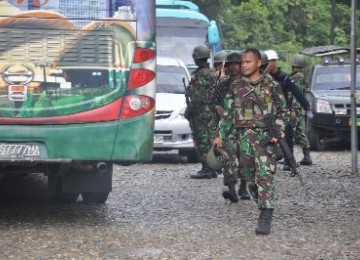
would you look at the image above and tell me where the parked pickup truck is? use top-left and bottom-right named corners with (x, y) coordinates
top-left (305, 57), bottom-right (360, 150)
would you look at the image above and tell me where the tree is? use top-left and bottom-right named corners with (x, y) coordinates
top-left (192, 0), bottom-right (359, 52)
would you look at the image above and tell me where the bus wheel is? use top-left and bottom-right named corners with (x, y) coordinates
top-left (82, 192), bottom-right (109, 203)
top-left (48, 175), bottom-right (79, 203)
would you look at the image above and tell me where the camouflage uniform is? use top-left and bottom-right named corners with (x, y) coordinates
top-left (185, 67), bottom-right (218, 165)
top-left (219, 73), bottom-right (287, 209)
top-left (208, 75), bottom-right (230, 139)
top-left (289, 71), bottom-right (310, 150)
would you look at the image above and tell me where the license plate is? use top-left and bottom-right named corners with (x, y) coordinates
top-left (154, 136), bottom-right (164, 143)
top-left (0, 143), bottom-right (41, 158)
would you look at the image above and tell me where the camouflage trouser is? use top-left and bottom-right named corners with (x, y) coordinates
top-left (294, 114), bottom-right (310, 150)
top-left (223, 128), bottom-right (276, 209)
top-left (191, 117), bottom-right (213, 163)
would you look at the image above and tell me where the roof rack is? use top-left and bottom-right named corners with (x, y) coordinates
top-left (300, 45), bottom-right (350, 57)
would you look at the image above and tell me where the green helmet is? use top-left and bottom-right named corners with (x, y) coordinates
top-left (260, 51), bottom-right (269, 66)
top-left (205, 146), bottom-right (223, 171)
top-left (192, 45), bottom-right (210, 60)
top-left (291, 54), bottom-right (305, 68)
top-left (225, 51), bottom-right (242, 65)
top-left (214, 51), bottom-right (228, 63)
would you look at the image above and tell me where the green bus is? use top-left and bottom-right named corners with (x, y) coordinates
top-left (0, 0), bottom-right (156, 203)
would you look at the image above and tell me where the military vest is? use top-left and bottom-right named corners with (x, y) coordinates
top-left (232, 74), bottom-right (277, 128)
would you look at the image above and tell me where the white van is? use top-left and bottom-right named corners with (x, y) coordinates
top-left (154, 56), bottom-right (198, 162)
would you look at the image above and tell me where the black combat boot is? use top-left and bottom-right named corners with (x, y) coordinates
top-left (299, 148), bottom-right (313, 165)
top-left (238, 179), bottom-right (250, 200)
top-left (255, 208), bottom-right (274, 235)
top-left (222, 182), bottom-right (239, 203)
top-left (211, 170), bottom-right (218, 178)
top-left (282, 161), bottom-right (291, 171)
top-left (190, 163), bottom-right (212, 179)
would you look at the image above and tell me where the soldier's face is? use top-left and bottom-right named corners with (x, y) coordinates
top-left (227, 62), bottom-right (241, 77)
top-left (266, 60), bottom-right (277, 73)
top-left (214, 62), bottom-right (223, 71)
top-left (241, 52), bottom-right (261, 77)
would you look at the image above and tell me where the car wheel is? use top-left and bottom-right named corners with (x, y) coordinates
top-left (308, 124), bottom-right (324, 151)
top-left (182, 149), bottom-right (198, 163)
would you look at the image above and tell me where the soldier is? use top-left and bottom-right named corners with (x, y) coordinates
top-left (210, 51), bottom-right (250, 200)
top-left (213, 50), bottom-right (228, 77)
top-left (213, 48), bottom-right (288, 235)
top-left (208, 50), bottom-right (228, 177)
top-left (265, 50), bottom-right (311, 170)
top-left (289, 54), bottom-right (313, 165)
top-left (185, 45), bottom-right (219, 179)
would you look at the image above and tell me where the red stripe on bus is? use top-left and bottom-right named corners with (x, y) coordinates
top-left (0, 99), bottom-right (123, 124)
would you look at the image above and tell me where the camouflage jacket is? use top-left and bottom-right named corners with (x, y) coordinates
top-left (219, 73), bottom-right (288, 139)
top-left (208, 75), bottom-right (231, 133)
top-left (289, 71), bottom-right (306, 112)
top-left (185, 66), bottom-right (218, 121)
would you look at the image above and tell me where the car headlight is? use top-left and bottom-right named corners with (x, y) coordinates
top-left (315, 99), bottom-right (333, 114)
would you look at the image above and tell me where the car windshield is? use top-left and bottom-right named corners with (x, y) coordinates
top-left (313, 66), bottom-right (360, 90)
top-left (157, 65), bottom-right (188, 94)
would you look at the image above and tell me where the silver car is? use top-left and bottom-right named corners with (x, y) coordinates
top-left (154, 56), bottom-right (198, 162)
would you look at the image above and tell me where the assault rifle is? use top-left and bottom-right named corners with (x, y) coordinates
top-left (207, 81), bottom-right (224, 105)
top-left (262, 113), bottom-right (304, 186)
top-left (243, 89), bottom-right (304, 186)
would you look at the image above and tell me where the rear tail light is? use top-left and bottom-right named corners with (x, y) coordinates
top-left (128, 69), bottom-right (155, 89)
top-left (133, 47), bottom-right (155, 63)
top-left (121, 95), bottom-right (155, 119)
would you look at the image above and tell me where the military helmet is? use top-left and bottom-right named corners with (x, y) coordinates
top-left (213, 51), bottom-right (228, 63)
top-left (225, 51), bottom-right (242, 65)
top-left (192, 45), bottom-right (210, 60)
top-left (205, 145), bottom-right (223, 171)
top-left (260, 51), bottom-right (269, 66)
top-left (291, 54), bottom-right (305, 68)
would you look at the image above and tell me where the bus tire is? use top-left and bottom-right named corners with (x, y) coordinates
top-left (48, 175), bottom-right (79, 203)
top-left (82, 192), bottom-right (109, 203)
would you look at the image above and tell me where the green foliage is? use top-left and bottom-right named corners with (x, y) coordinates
top-left (193, 0), bottom-right (360, 55)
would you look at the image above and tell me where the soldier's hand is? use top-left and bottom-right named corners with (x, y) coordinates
top-left (216, 105), bottom-right (224, 116)
top-left (213, 136), bottom-right (223, 148)
top-left (271, 131), bottom-right (285, 143)
top-left (306, 109), bottom-right (314, 119)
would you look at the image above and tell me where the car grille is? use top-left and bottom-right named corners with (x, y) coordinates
top-left (334, 104), bottom-right (360, 115)
top-left (154, 130), bottom-right (172, 141)
top-left (155, 110), bottom-right (173, 119)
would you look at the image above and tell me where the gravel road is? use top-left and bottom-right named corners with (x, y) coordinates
top-left (0, 146), bottom-right (359, 259)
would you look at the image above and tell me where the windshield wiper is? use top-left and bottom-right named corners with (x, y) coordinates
top-left (329, 86), bottom-right (351, 90)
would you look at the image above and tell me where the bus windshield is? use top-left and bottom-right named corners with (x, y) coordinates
top-left (157, 26), bottom-right (208, 66)
top-left (156, 2), bottom-right (221, 68)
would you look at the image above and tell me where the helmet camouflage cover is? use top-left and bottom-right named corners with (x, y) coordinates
top-left (205, 145), bottom-right (223, 170)
top-left (291, 54), bottom-right (305, 68)
top-left (192, 45), bottom-right (211, 60)
top-left (225, 51), bottom-right (242, 66)
top-left (214, 50), bottom-right (228, 63)
top-left (260, 51), bottom-right (269, 66)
